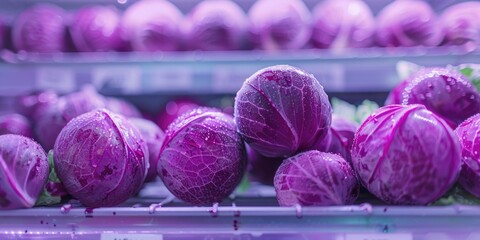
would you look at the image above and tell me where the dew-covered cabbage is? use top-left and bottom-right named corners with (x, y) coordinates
top-left (442, 2), bottom-right (480, 46)
top-left (122, 0), bottom-right (184, 52)
top-left (54, 109), bottom-right (148, 207)
top-left (156, 99), bottom-right (200, 130)
top-left (385, 78), bottom-right (411, 105)
top-left (248, 0), bottom-right (311, 51)
top-left (15, 90), bottom-right (58, 121)
top-left (376, 0), bottom-right (444, 47)
top-left (185, 0), bottom-right (247, 51)
top-left (246, 144), bottom-right (283, 185)
top-left (454, 114), bottom-right (480, 198)
top-left (69, 6), bottom-right (122, 52)
top-left (130, 117), bottom-right (165, 182)
top-left (311, 115), bottom-right (357, 162)
top-left (330, 115), bottom-right (357, 149)
top-left (158, 108), bottom-right (246, 205)
top-left (35, 87), bottom-right (105, 151)
top-left (104, 97), bottom-right (141, 118)
top-left (351, 104), bottom-right (461, 205)
top-left (274, 150), bottom-right (358, 206)
top-left (386, 62), bottom-right (424, 105)
top-left (234, 65), bottom-right (331, 158)
top-left (12, 4), bottom-right (67, 53)
top-left (402, 67), bottom-right (480, 127)
top-left (0, 134), bottom-right (49, 209)
top-left (312, 129), bottom-right (346, 161)
top-left (0, 114), bottom-right (32, 138)
top-left (311, 0), bottom-right (375, 49)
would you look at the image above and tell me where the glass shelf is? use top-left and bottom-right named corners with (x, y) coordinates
top-left (0, 182), bottom-right (479, 240)
top-left (0, 47), bottom-right (478, 97)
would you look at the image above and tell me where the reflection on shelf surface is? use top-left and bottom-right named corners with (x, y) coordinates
top-left (0, 182), bottom-right (479, 240)
top-left (0, 47), bottom-right (478, 96)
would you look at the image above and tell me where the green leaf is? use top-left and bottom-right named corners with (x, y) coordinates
top-left (35, 188), bottom-right (62, 206)
top-left (331, 97), bottom-right (357, 123)
top-left (459, 67), bottom-right (473, 78)
top-left (47, 150), bottom-right (61, 183)
top-left (432, 185), bottom-right (480, 206)
top-left (396, 61), bottom-right (423, 80)
top-left (331, 98), bottom-right (379, 125)
top-left (35, 150), bottom-right (62, 206)
top-left (455, 64), bottom-right (480, 92)
top-left (236, 174), bottom-right (251, 193)
top-left (355, 100), bottom-right (379, 124)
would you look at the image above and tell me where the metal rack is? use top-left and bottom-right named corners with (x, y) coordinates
top-left (0, 182), bottom-right (479, 240)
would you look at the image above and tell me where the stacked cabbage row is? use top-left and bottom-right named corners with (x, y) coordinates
top-left (0, 87), bottom-right (171, 208)
top-left (2, 62), bottom-right (480, 209)
top-left (0, 0), bottom-right (479, 53)
top-left (235, 64), bottom-right (480, 206)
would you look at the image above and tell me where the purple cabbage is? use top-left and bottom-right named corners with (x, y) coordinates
top-left (69, 6), bottom-right (122, 52)
top-left (166, 107), bottom-right (220, 129)
top-left (274, 150), bottom-right (359, 206)
top-left (104, 97), bottom-right (141, 118)
top-left (442, 2), bottom-right (480, 46)
top-left (12, 4), bottom-right (68, 53)
top-left (312, 0), bottom-right (375, 49)
top-left (376, 0), bottom-right (444, 47)
top-left (185, 0), bottom-right (247, 51)
top-left (33, 98), bottom-right (66, 151)
top-left (155, 99), bottom-right (200, 130)
top-left (234, 65), bottom-right (331, 158)
top-left (246, 144), bottom-right (283, 186)
top-left (402, 67), bottom-right (480, 127)
top-left (351, 104), bottom-right (461, 205)
top-left (0, 113), bottom-right (32, 138)
top-left (248, 0), bottom-right (312, 51)
top-left (311, 115), bottom-right (357, 162)
top-left (385, 78), bottom-right (411, 105)
top-left (0, 135), bottom-right (49, 209)
top-left (53, 109), bottom-right (148, 207)
top-left (15, 90), bottom-right (58, 121)
top-left (62, 87), bottom-right (106, 121)
top-left (330, 115), bottom-right (357, 150)
top-left (122, 0), bottom-right (184, 52)
top-left (34, 87), bottom-right (105, 151)
top-left (129, 118), bottom-right (165, 182)
top-left (454, 114), bottom-right (480, 198)
top-left (158, 108), bottom-right (247, 205)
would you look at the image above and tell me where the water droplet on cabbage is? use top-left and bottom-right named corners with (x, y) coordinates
top-left (445, 85), bottom-right (452, 92)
